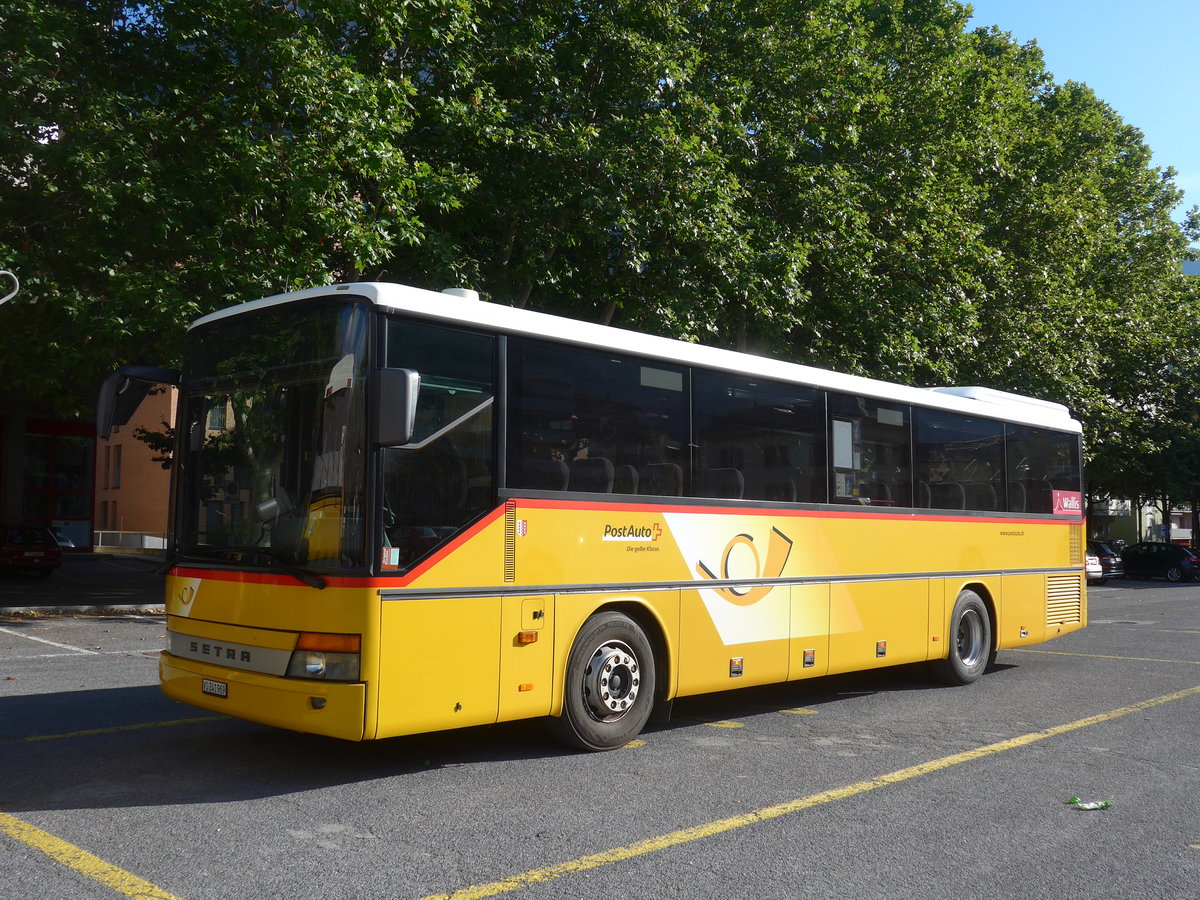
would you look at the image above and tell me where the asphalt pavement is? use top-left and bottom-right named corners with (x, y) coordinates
top-left (1, 577), bottom-right (1198, 899)
top-left (0, 553), bottom-right (165, 612)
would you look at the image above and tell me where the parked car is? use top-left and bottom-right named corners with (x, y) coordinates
top-left (0, 523), bottom-right (64, 577)
top-left (1085, 552), bottom-right (1104, 583)
top-left (1087, 540), bottom-right (1125, 580)
top-left (1120, 542), bottom-right (1200, 583)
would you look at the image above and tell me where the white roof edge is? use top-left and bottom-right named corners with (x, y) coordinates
top-left (925, 386), bottom-right (1072, 416)
top-left (190, 282), bottom-right (1082, 433)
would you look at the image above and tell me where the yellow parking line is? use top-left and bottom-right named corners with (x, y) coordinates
top-left (673, 716), bottom-right (741, 728)
top-left (0, 812), bottom-right (182, 899)
top-left (1011, 649), bottom-right (1200, 665)
top-left (9, 717), bottom-right (225, 745)
top-left (420, 685), bottom-right (1200, 900)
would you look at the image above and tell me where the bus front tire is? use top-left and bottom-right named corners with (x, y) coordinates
top-left (549, 611), bottom-right (656, 752)
top-left (931, 590), bottom-right (992, 685)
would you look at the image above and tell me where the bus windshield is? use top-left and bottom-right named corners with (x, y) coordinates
top-left (176, 301), bottom-right (370, 571)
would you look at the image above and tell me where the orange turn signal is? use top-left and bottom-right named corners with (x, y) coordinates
top-left (297, 632), bottom-right (361, 653)
top-left (517, 631), bottom-right (539, 644)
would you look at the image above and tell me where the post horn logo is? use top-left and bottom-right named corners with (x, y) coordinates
top-left (696, 527), bottom-right (793, 606)
top-left (177, 585), bottom-right (196, 609)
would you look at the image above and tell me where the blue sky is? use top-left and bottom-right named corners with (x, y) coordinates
top-left (966, 1), bottom-right (1199, 226)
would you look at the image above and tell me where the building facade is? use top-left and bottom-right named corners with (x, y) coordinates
top-left (1, 410), bottom-right (95, 550)
top-left (94, 388), bottom-right (174, 550)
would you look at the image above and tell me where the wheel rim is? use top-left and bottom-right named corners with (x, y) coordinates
top-left (955, 608), bottom-right (985, 667)
top-left (582, 640), bottom-right (641, 722)
top-left (1167, 567), bottom-right (1182, 582)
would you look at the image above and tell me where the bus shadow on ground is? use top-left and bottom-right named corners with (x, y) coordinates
top-left (0, 684), bottom-right (567, 813)
top-left (0, 663), bottom-right (1019, 814)
top-left (651, 662), bottom-right (1013, 732)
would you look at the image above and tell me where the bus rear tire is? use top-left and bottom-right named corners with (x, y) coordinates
top-left (549, 611), bottom-right (656, 752)
top-left (931, 590), bottom-right (991, 685)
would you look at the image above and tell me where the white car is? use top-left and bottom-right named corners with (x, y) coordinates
top-left (1085, 553), bottom-right (1104, 583)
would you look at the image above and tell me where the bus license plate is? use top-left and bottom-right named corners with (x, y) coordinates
top-left (201, 679), bottom-right (228, 698)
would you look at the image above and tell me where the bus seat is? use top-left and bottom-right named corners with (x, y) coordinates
top-left (613, 465), bottom-right (639, 494)
top-left (928, 481), bottom-right (965, 510)
top-left (965, 482), bottom-right (997, 511)
top-left (699, 467), bottom-right (744, 499)
top-left (638, 463), bottom-right (682, 496)
top-left (1009, 481), bottom-right (1027, 512)
top-left (569, 457), bottom-right (614, 493)
top-left (524, 459), bottom-right (569, 491)
top-left (760, 473), bottom-right (797, 502)
top-left (918, 480), bottom-right (931, 508)
top-left (866, 480), bottom-right (892, 504)
top-left (1027, 480), bottom-right (1054, 514)
top-left (271, 517), bottom-right (304, 559)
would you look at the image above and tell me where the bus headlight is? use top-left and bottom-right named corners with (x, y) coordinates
top-left (287, 650), bottom-right (360, 681)
top-left (285, 633), bottom-right (361, 682)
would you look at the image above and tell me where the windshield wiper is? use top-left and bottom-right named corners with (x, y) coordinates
top-left (157, 546), bottom-right (327, 589)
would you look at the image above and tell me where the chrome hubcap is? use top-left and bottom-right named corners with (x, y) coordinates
top-left (956, 609), bottom-right (984, 667)
top-left (583, 640), bottom-right (640, 720)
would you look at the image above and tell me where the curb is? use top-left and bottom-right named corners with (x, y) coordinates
top-left (0, 605), bottom-right (166, 616)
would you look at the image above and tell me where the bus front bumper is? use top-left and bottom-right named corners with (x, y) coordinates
top-left (160, 651), bottom-right (367, 741)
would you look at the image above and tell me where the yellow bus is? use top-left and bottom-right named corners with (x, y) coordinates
top-left (100, 282), bottom-right (1086, 751)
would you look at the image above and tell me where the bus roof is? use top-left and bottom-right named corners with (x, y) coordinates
top-left (190, 281), bottom-right (1082, 434)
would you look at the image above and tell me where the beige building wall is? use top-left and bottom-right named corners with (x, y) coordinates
top-left (94, 387), bottom-right (176, 542)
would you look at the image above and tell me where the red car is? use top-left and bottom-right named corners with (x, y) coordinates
top-left (0, 524), bottom-right (63, 577)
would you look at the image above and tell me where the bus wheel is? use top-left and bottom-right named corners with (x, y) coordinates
top-left (931, 590), bottom-right (991, 685)
top-left (549, 611), bottom-right (656, 752)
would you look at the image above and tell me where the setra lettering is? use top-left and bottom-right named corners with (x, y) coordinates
top-left (186, 640), bottom-right (251, 664)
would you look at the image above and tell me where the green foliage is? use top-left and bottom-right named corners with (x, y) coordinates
top-left (0, 0), bottom-right (474, 411)
top-left (2, 0), bottom-right (1198, 503)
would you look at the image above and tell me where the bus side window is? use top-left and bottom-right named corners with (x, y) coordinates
top-left (692, 371), bottom-right (824, 504)
top-left (828, 394), bottom-right (911, 507)
top-left (507, 339), bottom-right (688, 497)
top-left (1005, 424), bottom-right (1081, 514)
top-left (382, 319), bottom-right (495, 567)
top-left (914, 409), bottom-right (1005, 511)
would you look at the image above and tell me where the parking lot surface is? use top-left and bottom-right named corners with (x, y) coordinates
top-left (0, 553), bottom-right (164, 612)
top-left (1, 577), bottom-right (1198, 899)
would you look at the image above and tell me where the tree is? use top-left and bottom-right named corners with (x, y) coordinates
top-left (0, 0), bottom-right (478, 413)
top-left (2, 0), bottom-right (1197, 522)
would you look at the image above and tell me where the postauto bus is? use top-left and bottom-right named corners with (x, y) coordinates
top-left (99, 282), bottom-right (1086, 751)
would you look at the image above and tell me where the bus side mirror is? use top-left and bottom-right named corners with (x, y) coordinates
top-left (97, 365), bottom-right (182, 440)
top-left (373, 368), bottom-right (420, 446)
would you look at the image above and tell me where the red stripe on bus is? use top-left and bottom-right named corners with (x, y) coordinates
top-left (510, 496), bottom-right (1081, 526)
top-left (166, 500), bottom-right (1079, 588)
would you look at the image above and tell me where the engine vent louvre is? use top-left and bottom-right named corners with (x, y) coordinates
top-left (1047, 574), bottom-right (1083, 626)
top-left (504, 501), bottom-right (517, 583)
top-left (1069, 524), bottom-right (1083, 565)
